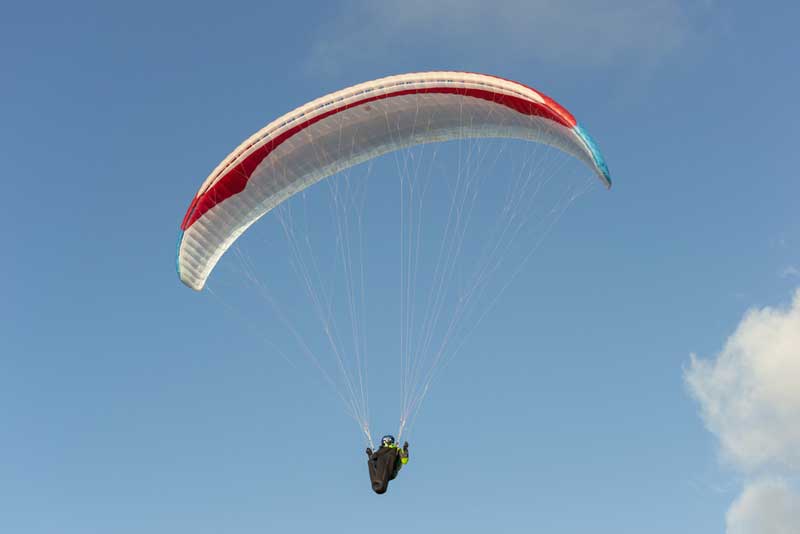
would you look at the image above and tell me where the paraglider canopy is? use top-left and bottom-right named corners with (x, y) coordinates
top-left (177, 71), bottom-right (611, 292)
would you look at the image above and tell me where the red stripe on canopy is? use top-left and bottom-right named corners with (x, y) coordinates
top-left (181, 86), bottom-right (575, 231)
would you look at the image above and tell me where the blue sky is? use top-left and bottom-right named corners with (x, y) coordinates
top-left (2, 1), bottom-right (799, 533)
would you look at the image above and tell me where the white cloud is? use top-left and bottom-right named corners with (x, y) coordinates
top-left (308, 0), bottom-right (705, 74)
top-left (685, 289), bottom-right (800, 473)
top-left (726, 479), bottom-right (800, 534)
top-left (685, 289), bottom-right (800, 533)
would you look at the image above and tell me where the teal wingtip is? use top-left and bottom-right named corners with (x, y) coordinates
top-left (176, 231), bottom-right (184, 279)
top-left (574, 124), bottom-right (612, 189)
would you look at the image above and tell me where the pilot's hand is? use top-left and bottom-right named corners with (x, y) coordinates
top-left (403, 441), bottom-right (409, 451)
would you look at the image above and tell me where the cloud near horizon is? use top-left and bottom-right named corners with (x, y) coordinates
top-left (686, 289), bottom-right (800, 533)
top-left (726, 479), bottom-right (800, 534)
top-left (307, 0), bottom-right (705, 75)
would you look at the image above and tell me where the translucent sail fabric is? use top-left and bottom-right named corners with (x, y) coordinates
top-left (178, 72), bottom-right (611, 290)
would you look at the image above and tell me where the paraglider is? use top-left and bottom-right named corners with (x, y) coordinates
top-left (176, 71), bottom-right (611, 493)
top-left (366, 435), bottom-right (409, 494)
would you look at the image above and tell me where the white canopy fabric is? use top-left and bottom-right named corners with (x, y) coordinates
top-left (178, 71), bottom-right (611, 291)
